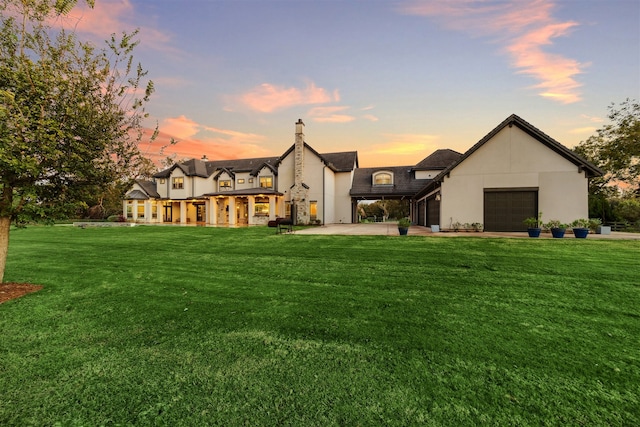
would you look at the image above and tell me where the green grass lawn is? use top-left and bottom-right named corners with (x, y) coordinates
top-left (1, 226), bottom-right (639, 426)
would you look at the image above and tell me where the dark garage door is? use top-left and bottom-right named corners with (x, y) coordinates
top-left (484, 190), bottom-right (537, 232)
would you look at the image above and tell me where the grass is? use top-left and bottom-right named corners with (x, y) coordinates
top-left (1, 225), bottom-right (639, 426)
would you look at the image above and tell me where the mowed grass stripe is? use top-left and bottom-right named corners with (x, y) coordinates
top-left (1, 226), bottom-right (638, 426)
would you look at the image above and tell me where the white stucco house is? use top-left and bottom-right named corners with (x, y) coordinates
top-left (124, 115), bottom-right (601, 231)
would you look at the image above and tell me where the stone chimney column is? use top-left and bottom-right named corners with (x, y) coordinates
top-left (294, 119), bottom-right (304, 186)
top-left (291, 119), bottom-right (309, 224)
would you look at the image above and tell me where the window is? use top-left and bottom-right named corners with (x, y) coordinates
top-left (310, 201), bottom-right (318, 221)
top-left (373, 172), bottom-right (392, 185)
top-left (249, 178), bottom-right (254, 184)
top-left (126, 202), bottom-right (133, 218)
top-left (254, 197), bottom-right (269, 216)
top-left (159, 178), bottom-right (165, 184)
top-left (259, 176), bottom-right (273, 188)
top-left (152, 204), bottom-right (158, 219)
top-left (220, 180), bottom-right (231, 189)
top-left (238, 179), bottom-right (245, 184)
top-left (137, 204), bottom-right (145, 218)
top-left (172, 177), bottom-right (184, 189)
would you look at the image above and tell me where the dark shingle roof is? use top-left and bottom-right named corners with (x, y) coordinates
top-left (415, 114), bottom-right (603, 198)
top-left (321, 151), bottom-right (359, 171)
top-left (414, 149), bottom-right (462, 170)
top-left (127, 179), bottom-right (159, 199)
top-left (350, 166), bottom-right (431, 198)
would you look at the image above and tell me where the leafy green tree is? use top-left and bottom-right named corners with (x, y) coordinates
top-left (575, 99), bottom-right (640, 189)
top-left (0, 0), bottom-right (154, 282)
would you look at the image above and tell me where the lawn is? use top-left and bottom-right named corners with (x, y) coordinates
top-left (1, 225), bottom-right (638, 426)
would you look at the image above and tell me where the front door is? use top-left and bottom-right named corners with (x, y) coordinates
top-left (196, 204), bottom-right (205, 222)
top-left (163, 204), bottom-right (172, 222)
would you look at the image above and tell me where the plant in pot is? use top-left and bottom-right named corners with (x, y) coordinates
top-left (523, 212), bottom-right (542, 237)
top-left (397, 217), bottom-right (411, 235)
top-left (545, 219), bottom-right (567, 238)
top-left (571, 218), bottom-right (590, 238)
top-left (588, 218), bottom-right (604, 234)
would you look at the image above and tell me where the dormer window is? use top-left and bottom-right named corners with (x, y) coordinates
top-left (259, 176), bottom-right (273, 189)
top-left (220, 180), bottom-right (231, 189)
top-left (373, 172), bottom-right (393, 186)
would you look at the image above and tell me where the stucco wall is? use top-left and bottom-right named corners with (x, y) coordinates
top-left (440, 126), bottom-right (588, 227)
top-left (334, 171), bottom-right (354, 223)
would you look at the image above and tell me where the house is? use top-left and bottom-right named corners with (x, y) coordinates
top-left (414, 114), bottom-right (602, 231)
top-left (124, 115), bottom-right (601, 231)
top-left (124, 120), bottom-right (358, 226)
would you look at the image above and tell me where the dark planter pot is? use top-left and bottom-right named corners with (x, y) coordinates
top-left (551, 228), bottom-right (566, 238)
top-left (527, 227), bottom-right (542, 238)
top-left (398, 227), bottom-right (409, 236)
top-left (573, 227), bottom-right (589, 238)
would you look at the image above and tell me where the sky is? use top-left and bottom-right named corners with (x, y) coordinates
top-left (58, 0), bottom-right (638, 167)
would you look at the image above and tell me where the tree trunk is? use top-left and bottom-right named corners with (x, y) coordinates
top-left (0, 216), bottom-right (10, 283)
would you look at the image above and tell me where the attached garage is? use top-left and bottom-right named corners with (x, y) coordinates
top-left (484, 189), bottom-right (537, 232)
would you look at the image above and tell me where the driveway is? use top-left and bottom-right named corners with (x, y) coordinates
top-left (294, 223), bottom-right (640, 240)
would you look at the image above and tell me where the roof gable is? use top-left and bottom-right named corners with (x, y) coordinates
top-left (439, 114), bottom-right (601, 181)
top-left (415, 149), bottom-right (462, 170)
top-left (414, 114), bottom-right (603, 198)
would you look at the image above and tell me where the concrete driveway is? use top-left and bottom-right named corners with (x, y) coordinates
top-left (294, 223), bottom-right (640, 239)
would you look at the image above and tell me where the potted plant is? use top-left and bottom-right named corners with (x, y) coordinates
top-left (571, 218), bottom-right (590, 238)
top-left (397, 217), bottom-right (411, 235)
top-left (523, 212), bottom-right (542, 237)
top-left (545, 220), bottom-right (567, 238)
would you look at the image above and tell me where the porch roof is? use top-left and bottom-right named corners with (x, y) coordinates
top-left (201, 188), bottom-right (284, 197)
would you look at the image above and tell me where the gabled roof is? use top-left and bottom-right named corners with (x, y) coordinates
top-left (414, 149), bottom-right (462, 170)
top-left (154, 156), bottom-right (281, 179)
top-left (276, 143), bottom-right (358, 172)
top-left (212, 167), bottom-right (235, 180)
top-left (126, 179), bottom-right (159, 199)
top-left (350, 166), bottom-right (430, 198)
top-left (250, 162), bottom-right (278, 176)
top-left (415, 114), bottom-right (603, 198)
top-left (321, 151), bottom-right (359, 171)
top-left (207, 156), bottom-right (280, 174)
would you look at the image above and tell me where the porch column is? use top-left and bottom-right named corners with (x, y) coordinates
top-left (248, 196), bottom-right (255, 225)
top-left (132, 200), bottom-right (138, 221)
top-left (228, 197), bottom-right (236, 226)
top-left (269, 195), bottom-right (276, 219)
top-left (180, 201), bottom-right (187, 224)
top-left (205, 197), bottom-right (218, 225)
top-left (144, 200), bottom-right (152, 222)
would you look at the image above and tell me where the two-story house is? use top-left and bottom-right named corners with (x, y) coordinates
top-left (124, 115), bottom-right (601, 231)
top-left (124, 120), bottom-right (358, 226)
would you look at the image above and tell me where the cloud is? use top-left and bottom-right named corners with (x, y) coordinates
top-left (580, 114), bottom-right (604, 123)
top-left (372, 133), bottom-right (441, 155)
top-left (308, 106), bottom-right (355, 123)
top-left (234, 82), bottom-right (340, 113)
top-left (50, 0), bottom-right (173, 52)
top-left (568, 126), bottom-right (597, 135)
top-left (400, 0), bottom-right (586, 103)
top-left (140, 116), bottom-right (270, 165)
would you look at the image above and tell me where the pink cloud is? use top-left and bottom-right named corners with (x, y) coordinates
top-left (308, 106), bottom-right (355, 123)
top-left (49, 0), bottom-right (172, 52)
top-left (400, 0), bottom-right (586, 103)
top-left (236, 82), bottom-right (339, 113)
top-left (140, 117), bottom-right (270, 166)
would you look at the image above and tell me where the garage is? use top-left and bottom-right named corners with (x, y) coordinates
top-left (484, 189), bottom-right (537, 232)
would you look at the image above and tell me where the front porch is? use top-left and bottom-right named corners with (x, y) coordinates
top-left (123, 194), bottom-right (284, 226)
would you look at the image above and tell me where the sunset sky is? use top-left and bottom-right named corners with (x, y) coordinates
top-left (60, 0), bottom-right (638, 167)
